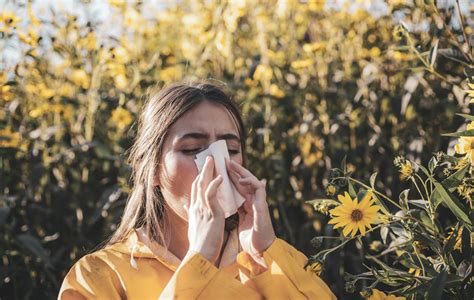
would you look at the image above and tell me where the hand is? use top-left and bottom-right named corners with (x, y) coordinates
top-left (226, 159), bottom-right (276, 259)
top-left (185, 156), bottom-right (225, 264)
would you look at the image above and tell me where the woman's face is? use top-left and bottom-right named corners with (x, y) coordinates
top-left (155, 100), bottom-right (243, 221)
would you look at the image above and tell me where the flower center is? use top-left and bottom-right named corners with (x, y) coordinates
top-left (351, 209), bottom-right (363, 222)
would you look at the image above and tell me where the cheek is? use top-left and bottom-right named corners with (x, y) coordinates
top-left (160, 153), bottom-right (198, 199)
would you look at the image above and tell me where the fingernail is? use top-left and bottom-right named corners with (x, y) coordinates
top-left (206, 155), bottom-right (211, 162)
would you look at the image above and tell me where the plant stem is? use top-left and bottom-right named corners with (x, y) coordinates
top-left (334, 176), bottom-right (403, 210)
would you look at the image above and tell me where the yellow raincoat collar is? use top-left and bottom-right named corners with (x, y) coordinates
top-left (107, 228), bottom-right (241, 271)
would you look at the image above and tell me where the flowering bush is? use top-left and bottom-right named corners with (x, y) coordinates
top-left (0, 0), bottom-right (471, 298)
top-left (308, 1), bottom-right (473, 298)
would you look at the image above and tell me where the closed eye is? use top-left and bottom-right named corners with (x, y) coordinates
top-left (181, 148), bottom-right (202, 155)
top-left (228, 149), bottom-right (240, 155)
top-left (181, 149), bottom-right (240, 155)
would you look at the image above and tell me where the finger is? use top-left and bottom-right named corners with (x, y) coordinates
top-left (239, 177), bottom-right (265, 190)
top-left (190, 174), bottom-right (199, 207)
top-left (254, 179), bottom-right (268, 207)
top-left (198, 156), bottom-right (215, 207)
top-left (201, 155), bottom-right (215, 184)
top-left (227, 168), bottom-right (241, 184)
top-left (227, 168), bottom-right (251, 196)
top-left (229, 160), bottom-right (259, 185)
top-left (227, 159), bottom-right (254, 178)
top-left (205, 175), bottom-right (224, 214)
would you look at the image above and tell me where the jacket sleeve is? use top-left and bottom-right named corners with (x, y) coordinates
top-left (158, 251), bottom-right (218, 298)
top-left (58, 254), bottom-right (125, 300)
top-left (236, 238), bottom-right (337, 300)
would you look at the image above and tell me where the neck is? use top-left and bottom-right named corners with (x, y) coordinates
top-left (164, 207), bottom-right (190, 260)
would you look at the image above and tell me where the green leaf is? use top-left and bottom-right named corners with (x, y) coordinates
top-left (428, 157), bottom-right (437, 173)
top-left (305, 199), bottom-right (339, 208)
top-left (0, 206), bottom-right (10, 225)
top-left (442, 129), bottom-right (474, 137)
top-left (372, 193), bottom-right (390, 215)
top-left (429, 39), bottom-right (439, 69)
top-left (399, 189), bottom-right (410, 209)
top-left (417, 164), bottom-right (431, 178)
top-left (380, 225), bottom-right (389, 244)
top-left (461, 225), bottom-right (472, 261)
top-left (456, 113), bottom-right (474, 121)
top-left (348, 181), bottom-right (357, 198)
top-left (428, 270), bottom-right (448, 300)
top-left (16, 234), bottom-right (52, 267)
top-left (370, 172), bottom-right (377, 189)
top-left (431, 182), bottom-right (473, 231)
top-left (441, 163), bottom-right (469, 193)
top-left (341, 156), bottom-right (347, 173)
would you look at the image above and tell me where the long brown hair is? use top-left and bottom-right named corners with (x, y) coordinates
top-left (107, 80), bottom-right (247, 246)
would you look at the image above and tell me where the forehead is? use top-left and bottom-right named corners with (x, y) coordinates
top-left (167, 100), bottom-right (240, 138)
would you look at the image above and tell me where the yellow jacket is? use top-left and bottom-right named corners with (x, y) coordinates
top-left (59, 229), bottom-right (336, 299)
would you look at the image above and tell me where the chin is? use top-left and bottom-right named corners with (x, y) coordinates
top-left (224, 213), bottom-right (239, 231)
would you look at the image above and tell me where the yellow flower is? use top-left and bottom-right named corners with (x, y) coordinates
top-left (215, 30), bottom-right (231, 57)
top-left (57, 83), bottom-right (76, 98)
top-left (408, 268), bottom-right (421, 277)
top-left (253, 64), bottom-right (273, 82)
top-left (303, 42), bottom-right (325, 53)
top-left (328, 191), bottom-right (380, 237)
top-left (111, 47), bottom-right (130, 64)
top-left (298, 133), bottom-right (323, 166)
top-left (124, 8), bottom-right (144, 31)
top-left (466, 82), bottom-right (474, 103)
top-left (378, 214), bottom-right (390, 224)
top-left (0, 11), bottom-right (21, 33)
top-left (80, 31), bottom-right (97, 51)
top-left (308, 1), bottom-right (325, 12)
top-left (0, 127), bottom-right (21, 148)
top-left (1, 84), bottom-right (13, 102)
top-left (399, 162), bottom-right (413, 180)
top-left (108, 0), bottom-right (127, 9)
top-left (291, 59), bottom-right (313, 69)
top-left (369, 240), bottom-right (382, 251)
top-left (244, 78), bottom-right (258, 87)
top-left (114, 73), bottom-right (128, 90)
top-left (269, 84), bottom-right (285, 98)
top-left (369, 47), bottom-right (381, 58)
top-left (366, 289), bottom-right (406, 300)
top-left (110, 107), bottom-right (133, 130)
top-left (308, 262), bottom-right (322, 276)
top-left (444, 226), bottom-right (463, 251)
top-left (326, 184), bottom-right (336, 196)
top-left (453, 157), bottom-right (469, 170)
top-left (455, 121), bottom-right (474, 164)
top-left (159, 66), bottom-right (181, 83)
top-left (29, 103), bottom-right (73, 121)
top-left (394, 156), bottom-right (413, 180)
top-left (457, 184), bottom-right (473, 201)
top-left (70, 69), bottom-right (90, 89)
top-left (18, 27), bottom-right (39, 47)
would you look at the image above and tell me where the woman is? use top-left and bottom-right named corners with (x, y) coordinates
top-left (59, 80), bottom-right (336, 299)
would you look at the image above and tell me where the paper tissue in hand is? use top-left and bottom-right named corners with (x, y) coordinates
top-left (194, 139), bottom-right (246, 218)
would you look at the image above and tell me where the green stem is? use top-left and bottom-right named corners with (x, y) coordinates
top-left (334, 176), bottom-right (403, 210)
top-left (412, 244), bottom-right (426, 277)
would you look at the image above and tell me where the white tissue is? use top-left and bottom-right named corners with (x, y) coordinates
top-left (194, 140), bottom-right (246, 218)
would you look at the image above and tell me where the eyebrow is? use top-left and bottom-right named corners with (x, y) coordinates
top-left (176, 132), bottom-right (241, 143)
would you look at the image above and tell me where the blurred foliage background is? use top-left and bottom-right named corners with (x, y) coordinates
top-left (0, 0), bottom-right (472, 299)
